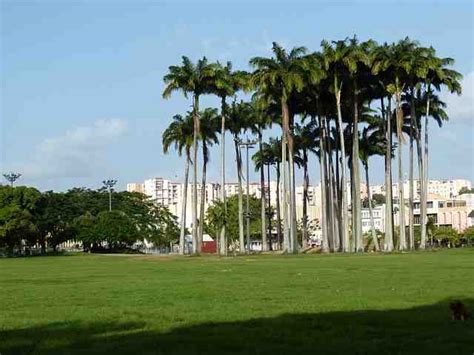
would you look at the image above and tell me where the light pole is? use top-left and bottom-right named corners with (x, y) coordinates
top-left (240, 138), bottom-right (256, 254)
top-left (102, 179), bottom-right (117, 211)
top-left (3, 172), bottom-right (21, 187)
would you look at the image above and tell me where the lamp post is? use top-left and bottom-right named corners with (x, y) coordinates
top-left (239, 138), bottom-right (256, 254)
top-left (102, 179), bottom-right (117, 211)
top-left (3, 172), bottom-right (21, 187)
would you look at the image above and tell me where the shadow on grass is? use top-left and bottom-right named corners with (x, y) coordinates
top-left (1, 299), bottom-right (473, 354)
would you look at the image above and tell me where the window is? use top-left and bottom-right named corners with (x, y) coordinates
top-left (427, 201), bottom-right (433, 208)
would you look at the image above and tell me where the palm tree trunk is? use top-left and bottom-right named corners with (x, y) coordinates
top-left (283, 102), bottom-right (298, 254)
top-left (258, 130), bottom-right (268, 252)
top-left (319, 115), bottom-right (329, 252)
top-left (395, 89), bottom-right (407, 251)
top-left (352, 85), bottom-right (362, 252)
top-left (416, 132), bottom-right (423, 248)
top-left (322, 117), bottom-right (334, 251)
top-left (302, 149), bottom-right (309, 249)
top-left (330, 160), bottom-right (340, 251)
top-left (420, 85), bottom-right (431, 249)
top-left (408, 88), bottom-right (416, 250)
top-left (335, 82), bottom-right (349, 252)
top-left (219, 97), bottom-right (227, 256)
top-left (179, 150), bottom-right (190, 254)
top-left (267, 163), bottom-right (273, 250)
top-left (365, 162), bottom-right (380, 251)
top-left (198, 143), bottom-right (207, 253)
top-left (282, 135), bottom-right (289, 252)
top-left (275, 162), bottom-right (282, 249)
top-left (234, 138), bottom-right (245, 253)
top-left (192, 95), bottom-right (200, 254)
top-left (383, 97), bottom-right (394, 252)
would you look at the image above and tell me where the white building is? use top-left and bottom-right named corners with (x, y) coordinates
top-left (361, 205), bottom-right (385, 234)
top-left (370, 179), bottom-right (471, 200)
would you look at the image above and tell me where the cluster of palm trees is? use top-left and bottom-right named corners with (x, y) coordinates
top-left (162, 36), bottom-right (462, 255)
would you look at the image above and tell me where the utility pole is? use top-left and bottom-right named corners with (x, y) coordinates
top-left (3, 172), bottom-right (21, 187)
top-left (240, 138), bottom-right (256, 254)
top-left (102, 179), bottom-right (117, 211)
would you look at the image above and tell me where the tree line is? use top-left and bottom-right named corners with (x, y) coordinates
top-left (0, 185), bottom-right (179, 255)
top-left (162, 36), bottom-right (463, 255)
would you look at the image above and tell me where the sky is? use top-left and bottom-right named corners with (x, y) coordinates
top-left (1, 0), bottom-right (473, 192)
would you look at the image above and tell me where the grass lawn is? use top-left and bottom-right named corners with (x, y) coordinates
top-left (1, 249), bottom-right (473, 354)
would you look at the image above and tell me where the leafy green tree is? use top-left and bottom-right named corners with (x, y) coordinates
top-left (458, 187), bottom-right (474, 195)
top-left (432, 226), bottom-right (459, 248)
top-left (205, 195), bottom-right (270, 249)
top-left (461, 226), bottom-right (474, 246)
top-left (0, 186), bottom-right (41, 254)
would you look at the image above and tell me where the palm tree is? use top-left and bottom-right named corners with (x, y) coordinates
top-left (320, 40), bottom-right (352, 252)
top-left (227, 100), bottom-right (253, 253)
top-left (250, 42), bottom-right (314, 254)
top-left (268, 137), bottom-right (283, 249)
top-left (209, 62), bottom-right (247, 255)
top-left (372, 40), bottom-right (415, 251)
top-left (252, 140), bottom-right (277, 250)
top-left (418, 52), bottom-right (462, 249)
top-left (251, 101), bottom-right (272, 251)
top-left (198, 108), bottom-right (220, 249)
top-left (294, 121), bottom-right (319, 248)
top-left (162, 113), bottom-right (193, 254)
top-left (359, 126), bottom-right (385, 251)
top-left (163, 56), bottom-right (215, 254)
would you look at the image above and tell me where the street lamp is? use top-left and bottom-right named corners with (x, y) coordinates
top-left (3, 172), bottom-right (21, 187)
top-left (103, 179), bottom-right (117, 211)
top-left (239, 137), bottom-right (256, 254)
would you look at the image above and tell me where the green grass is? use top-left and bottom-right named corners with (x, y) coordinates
top-left (1, 249), bottom-right (473, 354)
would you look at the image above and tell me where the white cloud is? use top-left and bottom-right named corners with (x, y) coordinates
top-left (16, 118), bottom-right (127, 180)
top-left (442, 71), bottom-right (474, 125)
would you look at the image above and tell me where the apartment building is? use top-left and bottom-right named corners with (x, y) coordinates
top-left (413, 193), bottom-right (471, 232)
top-left (370, 179), bottom-right (471, 200)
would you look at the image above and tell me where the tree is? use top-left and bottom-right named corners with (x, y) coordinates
top-left (163, 56), bottom-right (215, 254)
top-left (294, 121), bottom-right (318, 248)
top-left (250, 42), bottom-right (313, 254)
top-left (162, 113), bottom-right (193, 254)
top-left (208, 62), bottom-right (248, 255)
top-left (205, 194), bottom-right (271, 250)
top-left (459, 187), bottom-right (474, 195)
top-left (227, 100), bottom-right (254, 253)
top-left (198, 108), bottom-right (219, 248)
top-left (432, 226), bottom-right (459, 248)
top-left (419, 51), bottom-right (462, 249)
top-left (0, 186), bottom-right (41, 254)
top-left (359, 126), bottom-right (385, 251)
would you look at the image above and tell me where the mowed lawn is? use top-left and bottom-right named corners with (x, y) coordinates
top-left (1, 250), bottom-right (473, 354)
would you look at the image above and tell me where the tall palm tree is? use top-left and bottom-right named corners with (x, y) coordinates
top-left (162, 113), bottom-right (193, 254)
top-left (227, 100), bottom-right (253, 253)
top-left (268, 137), bottom-right (283, 249)
top-left (252, 140), bottom-right (277, 250)
top-left (250, 98), bottom-right (273, 251)
top-left (372, 39), bottom-right (417, 251)
top-left (250, 42), bottom-right (314, 254)
top-left (209, 62), bottom-right (247, 255)
top-left (320, 39), bottom-right (352, 252)
top-left (359, 126), bottom-right (385, 251)
top-left (294, 121), bottom-right (319, 248)
top-left (163, 56), bottom-right (215, 254)
top-left (198, 108), bottom-right (220, 249)
top-left (418, 52), bottom-right (462, 249)
top-left (371, 43), bottom-right (395, 251)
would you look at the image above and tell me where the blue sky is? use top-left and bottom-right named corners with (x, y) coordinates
top-left (1, 0), bottom-right (473, 191)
